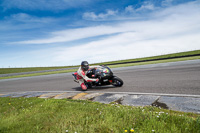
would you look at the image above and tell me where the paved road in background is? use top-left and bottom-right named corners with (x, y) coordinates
top-left (0, 60), bottom-right (200, 95)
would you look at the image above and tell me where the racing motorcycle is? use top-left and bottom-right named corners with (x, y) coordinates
top-left (72, 65), bottom-right (123, 90)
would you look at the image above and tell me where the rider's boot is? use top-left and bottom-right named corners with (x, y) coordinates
top-left (81, 83), bottom-right (87, 91)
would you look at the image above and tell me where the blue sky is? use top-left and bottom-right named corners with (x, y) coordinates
top-left (0, 0), bottom-right (200, 67)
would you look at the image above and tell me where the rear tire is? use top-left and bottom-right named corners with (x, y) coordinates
top-left (85, 82), bottom-right (92, 89)
top-left (112, 76), bottom-right (123, 87)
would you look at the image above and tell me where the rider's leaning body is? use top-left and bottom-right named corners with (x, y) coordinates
top-left (76, 61), bottom-right (101, 90)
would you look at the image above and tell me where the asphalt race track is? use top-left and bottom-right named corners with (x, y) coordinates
top-left (0, 60), bottom-right (200, 95)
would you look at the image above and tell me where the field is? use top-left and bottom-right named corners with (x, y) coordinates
top-left (95, 49), bottom-right (200, 65)
top-left (0, 66), bottom-right (76, 75)
top-left (0, 97), bottom-right (199, 133)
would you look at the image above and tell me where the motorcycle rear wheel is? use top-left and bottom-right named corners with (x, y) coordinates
top-left (112, 76), bottom-right (123, 87)
top-left (85, 82), bottom-right (92, 89)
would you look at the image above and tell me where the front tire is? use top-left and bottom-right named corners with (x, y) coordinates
top-left (112, 76), bottom-right (123, 87)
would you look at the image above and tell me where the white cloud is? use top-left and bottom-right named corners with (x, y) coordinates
top-left (162, 0), bottom-right (173, 7)
top-left (136, 2), bottom-right (155, 12)
top-left (83, 10), bottom-right (118, 20)
top-left (125, 5), bottom-right (135, 13)
top-left (125, 1), bottom-right (156, 14)
top-left (15, 23), bottom-right (134, 44)
top-left (83, 12), bottom-right (97, 20)
top-left (154, 0), bottom-right (200, 18)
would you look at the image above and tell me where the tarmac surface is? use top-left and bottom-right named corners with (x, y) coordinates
top-left (0, 59), bottom-right (200, 95)
top-left (0, 59), bottom-right (200, 113)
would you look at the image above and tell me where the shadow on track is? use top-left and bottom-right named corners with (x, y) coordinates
top-left (72, 85), bottom-right (115, 91)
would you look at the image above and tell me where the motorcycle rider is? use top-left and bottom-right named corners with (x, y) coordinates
top-left (74, 61), bottom-right (101, 90)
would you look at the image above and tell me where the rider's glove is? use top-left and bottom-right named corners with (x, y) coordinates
top-left (96, 78), bottom-right (99, 82)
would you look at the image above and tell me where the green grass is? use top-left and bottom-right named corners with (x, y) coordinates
top-left (0, 97), bottom-right (199, 133)
top-left (95, 49), bottom-right (200, 65)
top-left (108, 56), bottom-right (200, 68)
top-left (0, 69), bottom-right (77, 80)
top-left (0, 66), bottom-right (77, 75)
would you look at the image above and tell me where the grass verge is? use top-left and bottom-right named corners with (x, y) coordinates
top-left (0, 97), bottom-right (200, 133)
top-left (0, 69), bottom-right (77, 80)
top-left (0, 66), bottom-right (77, 75)
top-left (108, 55), bottom-right (200, 68)
top-left (95, 50), bottom-right (200, 65)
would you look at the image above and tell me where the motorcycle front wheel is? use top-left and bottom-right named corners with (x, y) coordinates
top-left (112, 76), bottom-right (123, 87)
